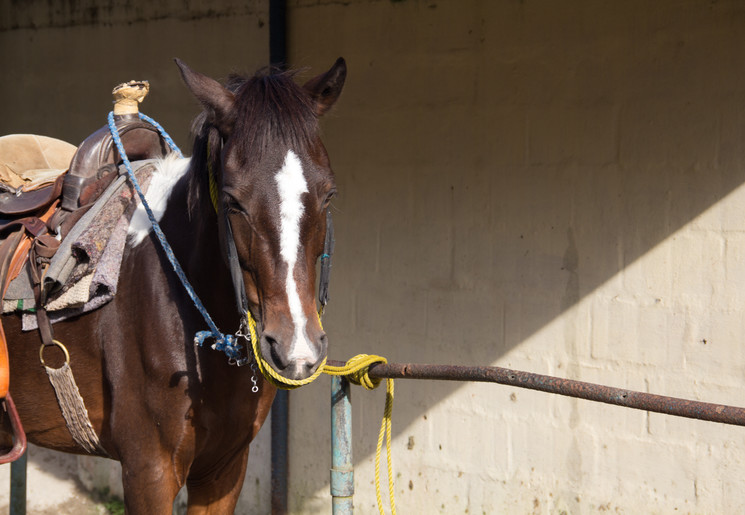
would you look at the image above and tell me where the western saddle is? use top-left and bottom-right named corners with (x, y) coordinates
top-left (0, 81), bottom-right (172, 462)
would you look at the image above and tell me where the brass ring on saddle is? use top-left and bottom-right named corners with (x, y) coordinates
top-left (39, 340), bottom-right (71, 367)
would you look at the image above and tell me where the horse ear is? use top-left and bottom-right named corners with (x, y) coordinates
top-left (175, 58), bottom-right (236, 135)
top-left (303, 57), bottom-right (347, 117)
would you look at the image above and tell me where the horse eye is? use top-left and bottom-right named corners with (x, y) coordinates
top-left (225, 197), bottom-right (244, 214)
top-left (323, 190), bottom-right (337, 209)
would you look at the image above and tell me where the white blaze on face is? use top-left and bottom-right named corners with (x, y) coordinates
top-left (274, 150), bottom-right (314, 362)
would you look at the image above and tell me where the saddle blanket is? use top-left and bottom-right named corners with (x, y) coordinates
top-left (2, 161), bottom-right (158, 330)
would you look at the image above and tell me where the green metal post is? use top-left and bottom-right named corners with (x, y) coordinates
top-left (9, 451), bottom-right (26, 515)
top-left (331, 376), bottom-right (353, 514)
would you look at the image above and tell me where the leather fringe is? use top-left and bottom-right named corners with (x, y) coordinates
top-left (44, 362), bottom-right (108, 457)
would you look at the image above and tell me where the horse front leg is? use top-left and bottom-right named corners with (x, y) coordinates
top-left (120, 451), bottom-right (183, 514)
top-left (185, 445), bottom-right (250, 515)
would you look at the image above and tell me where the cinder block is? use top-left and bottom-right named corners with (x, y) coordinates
top-left (425, 289), bottom-right (504, 361)
top-left (720, 183), bottom-right (745, 233)
top-left (528, 104), bottom-right (618, 166)
top-left (618, 100), bottom-right (718, 168)
top-left (668, 232), bottom-right (726, 299)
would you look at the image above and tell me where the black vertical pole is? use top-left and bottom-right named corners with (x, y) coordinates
top-left (269, 0), bottom-right (287, 70)
top-left (269, 2), bottom-right (289, 513)
top-left (270, 390), bottom-right (289, 515)
top-left (9, 452), bottom-right (27, 515)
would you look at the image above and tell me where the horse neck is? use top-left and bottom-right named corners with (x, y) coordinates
top-left (156, 167), bottom-right (238, 328)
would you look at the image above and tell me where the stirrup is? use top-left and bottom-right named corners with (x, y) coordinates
top-left (0, 394), bottom-right (27, 464)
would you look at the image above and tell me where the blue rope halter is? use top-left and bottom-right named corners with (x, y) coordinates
top-left (107, 111), bottom-right (248, 365)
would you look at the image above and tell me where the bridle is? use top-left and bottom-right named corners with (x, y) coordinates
top-left (223, 202), bottom-right (335, 322)
top-left (208, 140), bottom-right (335, 372)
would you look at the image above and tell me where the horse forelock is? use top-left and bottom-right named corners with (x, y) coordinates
top-left (229, 73), bottom-right (319, 177)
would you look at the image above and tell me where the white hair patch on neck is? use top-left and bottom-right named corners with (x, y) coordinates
top-left (127, 155), bottom-right (191, 246)
top-left (274, 150), bottom-right (314, 361)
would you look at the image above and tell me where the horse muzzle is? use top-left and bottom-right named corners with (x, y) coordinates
top-left (259, 328), bottom-right (328, 381)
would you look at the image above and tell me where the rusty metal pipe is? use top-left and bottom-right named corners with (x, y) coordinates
top-left (326, 360), bottom-right (745, 427)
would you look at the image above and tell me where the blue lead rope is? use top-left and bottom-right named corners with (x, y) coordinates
top-left (108, 111), bottom-right (247, 363)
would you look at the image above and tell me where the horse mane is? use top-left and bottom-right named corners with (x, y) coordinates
top-left (187, 68), bottom-right (319, 214)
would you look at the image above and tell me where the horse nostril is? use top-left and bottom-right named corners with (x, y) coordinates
top-left (264, 334), bottom-right (278, 348)
top-left (261, 333), bottom-right (287, 369)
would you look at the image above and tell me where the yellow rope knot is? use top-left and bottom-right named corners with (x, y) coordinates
top-left (323, 354), bottom-right (388, 390)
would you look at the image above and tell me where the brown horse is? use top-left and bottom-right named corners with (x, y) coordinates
top-left (1, 57), bottom-right (346, 513)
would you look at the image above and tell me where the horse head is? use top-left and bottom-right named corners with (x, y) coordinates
top-left (175, 58), bottom-right (346, 381)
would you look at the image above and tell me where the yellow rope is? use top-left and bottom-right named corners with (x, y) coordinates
top-left (246, 311), bottom-right (327, 389)
top-left (245, 310), bottom-right (396, 514)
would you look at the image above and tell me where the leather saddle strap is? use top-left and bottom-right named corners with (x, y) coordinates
top-left (34, 234), bottom-right (61, 260)
top-left (0, 217), bottom-right (48, 239)
top-left (29, 243), bottom-right (54, 348)
top-left (1, 201), bottom-right (61, 302)
top-left (4, 202), bottom-right (62, 350)
top-left (32, 203), bottom-right (62, 348)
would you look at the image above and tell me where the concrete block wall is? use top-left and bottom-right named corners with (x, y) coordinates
top-left (2, 0), bottom-right (745, 513)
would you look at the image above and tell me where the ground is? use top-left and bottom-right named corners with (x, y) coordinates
top-left (0, 444), bottom-right (117, 514)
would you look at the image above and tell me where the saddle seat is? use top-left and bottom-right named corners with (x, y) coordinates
top-left (0, 135), bottom-right (76, 217)
top-left (0, 134), bottom-right (76, 191)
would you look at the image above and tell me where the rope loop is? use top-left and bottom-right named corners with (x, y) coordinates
top-left (324, 354), bottom-right (396, 515)
top-left (137, 112), bottom-right (183, 158)
top-left (244, 311), bottom-right (326, 390)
